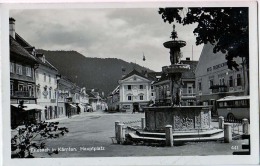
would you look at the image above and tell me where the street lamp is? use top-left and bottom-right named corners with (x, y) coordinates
top-left (56, 74), bottom-right (61, 118)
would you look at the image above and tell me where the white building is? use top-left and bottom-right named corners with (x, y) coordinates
top-left (79, 87), bottom-right (89, 112)
top-left (118, 69), bottom-right (155, 112)
top-left (195, 44), bottom-right (246, 108)
top-left (34, 53), bottom-right (59, 120)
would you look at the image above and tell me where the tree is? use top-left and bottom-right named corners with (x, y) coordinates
top-left (11, 121), bottom-right (69, 158)
top-left (158, 7), bottom-right (249, 95)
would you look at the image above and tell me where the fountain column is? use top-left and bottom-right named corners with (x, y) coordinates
top-left (162, 24), bottom-right (190, 106)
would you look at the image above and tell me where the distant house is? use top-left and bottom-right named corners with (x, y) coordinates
top-left (118, 69), bottom-right (156, 112)
top-left (79, 87), bottom-right (89, 112)
top-left (195, 44), bottom-right (246, 107)
top-left (9, 18), bottom-right (44, 127)
top-left (57, 76), bottom-right (80, 117)
top-left (153, 57), bottom-right (198, 106)
top-left (107, 85), bottom-right (120, 111)
top-left (86, 90), bottom-right (98, 111)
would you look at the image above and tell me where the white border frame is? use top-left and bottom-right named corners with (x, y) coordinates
top-left (1, 1), bottom-right (259, 166)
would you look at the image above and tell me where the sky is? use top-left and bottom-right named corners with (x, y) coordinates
top-left (10, 8), bottom-right (203, 72)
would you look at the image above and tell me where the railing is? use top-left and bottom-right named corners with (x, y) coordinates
top-left (223, 118), bottom-right (248, 140)
top-left (12, 91), bottom-right (34, 97)
top-left (122, 120), bottom-right (142, 135)
top-left (182, 93), bottom-right (196, 97)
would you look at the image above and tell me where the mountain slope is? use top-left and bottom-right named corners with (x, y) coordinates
top-left (37, 49), bottom-right (153, 96)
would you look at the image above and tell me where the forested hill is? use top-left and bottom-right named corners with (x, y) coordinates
top-left (37, 49), bottom-right (153, 96)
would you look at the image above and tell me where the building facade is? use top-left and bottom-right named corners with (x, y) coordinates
top-left (9, 18), bottom-right (44, 127)
top-left (79, 87), bottom-right (89, 112)
top-left (34, 53), bottom-right (59, 120)
top-left (57, 77), bottom-right (79, 118)
top-left (153, 58), bottom-right (198, 106)
top-left (118, 69), bottom-right (155, 112)
top-left (195, 44), bottom-right (246, 109)
top-left (107, 86), bottom-right (120, 111)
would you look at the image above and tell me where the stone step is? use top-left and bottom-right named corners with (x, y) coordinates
top-left (136, 129), bottom-right (223, 139)
top-left (128, 132), bottom-right (224, 144)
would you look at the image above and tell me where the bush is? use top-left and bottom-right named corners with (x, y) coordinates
top-left (11, 121), bottom-right (69, 158)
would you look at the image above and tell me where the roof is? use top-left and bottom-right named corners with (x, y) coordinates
top-left (15, 33), bottom-right (58, 71)
top-left (180, 60), bottom-right (198, 79)
top-left (15, 33), bottom-right (32, 48)
top-left (86, 91), bottom-right (97, 99)
top-left (35, 54), bottom-right (58, 71)
top-left (217, 96), bottom-right (249, 101)
top-left (10, 36), bottom-right (37, 62)
top-left (121, 69), bottom-right (154, 81)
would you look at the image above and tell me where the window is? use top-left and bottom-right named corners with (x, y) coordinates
top-left (219, 78), bottom-right (225, 85)
top-left (229, 76), bottom-right (233, 87)
top-left (16, 64), bottom-right (22, 75)
top-left (10, 82), bottom-right (14, 96)
top-left (139, 85), bottom-right (143, 89)
top-left (10, 62), bottom-right (15, 73)
top-left (49, 75), bottom-right (51, 83)
top-left (237, 74), bottom-right (241, 86)
top-left (18, 84), bottom-right (23, 91)
top-left (140, 95), bottom-right (143, 100)
top-left (37, 87), bottom-right (41, 99)
top-left (188, 87), bottom-right (192, 94)
top-left (35, 70), bottom-right (39, 79)
top-left (128, 96), bottom-right (132, 101)
top-left (151, 93), bottom-right (154, 96)
top-left (26, 67), bottom-right (32, 77)
top-left (151, 86), bottom-right (154, 90)
top-left (209, 80), bottom-right (214, 88)
top-left (198, 82), bottom-right (202, 91)
top-left (49, 89), bottom-right (52, 99)
top-left (127, 85), bottom-right (131, 90)
top-left (44, 73), bottom-right (46, 82)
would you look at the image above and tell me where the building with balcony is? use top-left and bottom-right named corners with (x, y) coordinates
top-left (34, 53), bottom-right (59, 120)
top-left (9, 18), bottom-right (44, 127)
top-left (153, 58), bottom-right (198, 106)
top-left (195, 44), bottom-right (246, 107)
top-left (118, 69), bottom-right (156, 112)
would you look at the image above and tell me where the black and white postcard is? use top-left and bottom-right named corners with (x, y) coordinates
top-left (0, 1), bottom-right (259, 166)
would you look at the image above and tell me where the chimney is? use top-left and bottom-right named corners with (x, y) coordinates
top-left (36, 53), bottom-right (45, 63)
top-left (186, 57), bottom-right (190, 61)
top-left (9, 17), bottom-right (16, 39)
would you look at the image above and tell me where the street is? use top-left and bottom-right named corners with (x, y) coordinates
top-left (33, 111), bottom-right (249, 158)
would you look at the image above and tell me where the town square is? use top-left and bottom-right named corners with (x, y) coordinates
top-left (5, 4), bottom-right (257, 163)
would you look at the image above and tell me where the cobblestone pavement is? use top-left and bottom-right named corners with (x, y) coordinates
top-left (31, 111), bottom-right (249, 158)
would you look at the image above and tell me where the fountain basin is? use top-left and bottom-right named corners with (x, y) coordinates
top-left (144, 106), bottom-right (212, 132)
top-left (162, 64), bottom-right (190, 74)
top-left (163, 40), bottom-right (186, 48)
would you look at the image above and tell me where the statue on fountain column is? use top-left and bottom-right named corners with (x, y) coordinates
top-left (170, 48), bottom-right (181, 65)
top-left (171, 74), bottom-right (183, 106)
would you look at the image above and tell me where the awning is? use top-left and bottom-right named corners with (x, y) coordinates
top-left (78, 104), bottom-right (85, 109)
top-left (69, 104), bottom-right (77, 108)
top-left (11, 104), bottom-right (45, 111)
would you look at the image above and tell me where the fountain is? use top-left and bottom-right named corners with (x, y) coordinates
top-left (126, 25), bottom-right (223, 144)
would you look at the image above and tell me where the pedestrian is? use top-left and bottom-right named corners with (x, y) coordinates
top-left (132, 108), bottom-right (135, 114)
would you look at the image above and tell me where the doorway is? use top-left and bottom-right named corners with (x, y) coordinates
top-left (133, 102), bottom-right (139, 112)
